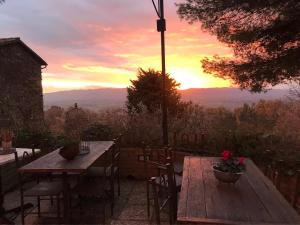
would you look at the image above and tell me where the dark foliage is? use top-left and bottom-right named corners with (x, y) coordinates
top-left (64, 104), bottom-right (88, 140)
top-left (177, 0), bottom-right (300, 92)
top-left (81, 123), bottom-right (112, 141)
top-left (127, 68), bottom-right (182, 113)
top-left (13, 129), bottom-right (59, 150)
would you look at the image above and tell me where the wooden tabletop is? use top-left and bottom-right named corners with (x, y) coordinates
top-left (177, 157), bottom-right (300, 225)
top-left (18, 141), bottom-right (114, 174)
top-left (0, 148), bottom-right (41, 166)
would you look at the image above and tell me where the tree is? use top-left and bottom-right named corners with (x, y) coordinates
top-left (177, 0), bottom-right (300, 92)
top-left (64, 103), bottom-right (88, 140)
top-left (126, 68), bottom-right (181, 113)
top-left (44, 106), bottom-right (65, 135)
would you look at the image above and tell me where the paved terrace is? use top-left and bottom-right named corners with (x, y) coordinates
top-left (3, 176), bottom-right (300, 225)
top-left (4, 179), bottom-right (169, 225)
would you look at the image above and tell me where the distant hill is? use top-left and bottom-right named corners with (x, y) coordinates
top-left (44, 88), bottom-right (290, 110)
top-left (180, 88), bottom-right (289, 109)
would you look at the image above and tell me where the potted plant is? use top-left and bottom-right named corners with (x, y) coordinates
top-left (213, 150), bottom-right (246, 183)
top-left (59, 138), bottom-right (80, 160)
top-left (1, 128), bottom-right (14, 151)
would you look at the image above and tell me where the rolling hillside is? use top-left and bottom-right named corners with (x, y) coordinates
top-left (44, 88), bottom-right (290, 110)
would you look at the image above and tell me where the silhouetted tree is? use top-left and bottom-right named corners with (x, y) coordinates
top-left (126, 68), bottom-right (181, 114)
top-left (177, 0), bottom-right (300, 92)
top-left (64, 104), bottom-right (88, 140)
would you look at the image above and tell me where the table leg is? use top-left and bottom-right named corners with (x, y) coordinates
top-left (62, 172), bottom-right (70, 223)
top-left (0, 166), bottom-right (14, 224)
top-left (0, 166), bottom-right (5, 215)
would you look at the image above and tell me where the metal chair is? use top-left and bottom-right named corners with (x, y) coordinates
top-left (87, 136), bottom-right (121, 196)
top-left (150, 163), bottom-right (177, 225)
top-left (71, 142), bottom-right (116, 223)
top-left (273, 160), bottom-right (300, 206)
top-left (17, 149), bottom-right (64, 225)
top-left (164, 146), bottom-right (183, 175)
top-left (293, 170), bottom-right (300, 210)
top-left (142, 145), bottom-right (181, 218)
top-left (70, 178), bottom-right (108, 225)
top-left (259, 149), bottom-right (275, 178)
top-left (0, 149), bottom-right (36, 224)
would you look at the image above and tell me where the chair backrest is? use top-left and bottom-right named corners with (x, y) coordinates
top-left (150, 163), bottom-right (177, 225)
top-left (262, 149), bottom-right (275, 177)
top-left (113, 135), bottom-right (122, 167)
top-left (142, 145), bottom-right (167, 180)
top-left (293, 170), bottom-right (300, 208)
top-left (13, 148), bottom-right (37, 169)
top-left (142, 145), bottom-right (179, 179)
top-left (105, 142), bottom-right (116, 177)
top-left (273, 159), bottom-right (300, 204)
top-left (12, 148), bottom-right (38, 186)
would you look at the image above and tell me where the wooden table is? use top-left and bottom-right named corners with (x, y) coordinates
top-left (19, 141), bottom-right (114, 221)
top-left (177, 157), bottom-right (300, 225)
top-left (19, 142), bottom-right (113, 174)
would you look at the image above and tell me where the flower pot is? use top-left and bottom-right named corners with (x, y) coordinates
top-left (59, 143), bottom-right (79, 160)
top-left (2, 140), bottom-right (12, 151)
top-left (213, 168), bottom-right (243, 183)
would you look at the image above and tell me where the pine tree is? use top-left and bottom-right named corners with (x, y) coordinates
top-left (177, 0), bottom-right (300, 92)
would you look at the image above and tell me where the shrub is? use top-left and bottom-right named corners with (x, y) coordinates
top-left (13, 128), bottom-right (58, 150)
top-left (81, 123), bottom-right (113, 141)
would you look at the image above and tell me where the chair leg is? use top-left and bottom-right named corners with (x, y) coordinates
top-left (103, 196), bottom-right (106, 225)
top-left (111, 179), bottom-right (115, 216)
top-left (151, 180), bottom-right (160, 225)
top-left (57, 195), bottom-right (60, 219)
top-left (146, 181), bottom-right (150, 218)
top-left (20, 184), bottom-right (25, 225)
top-left (170, 194), bottom-right (177, 225)
top-left (293, 170), bottom-right (300, 208)
top-left (168, 199), bottom-right (173, 225)
top-left (110, 191), bottom-right (114, 216)
top-left (37, 196), bottom-right (41, 217)
top-left (79, 196), bottom-right (83, 215)
top-left (117, 169), bottom-right (120, 196)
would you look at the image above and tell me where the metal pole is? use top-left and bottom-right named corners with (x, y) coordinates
top-left (159, 0), bottom-right (168, 145)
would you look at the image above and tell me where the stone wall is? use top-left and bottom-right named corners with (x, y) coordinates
top-left (0, 43), bottom-right (44, 132)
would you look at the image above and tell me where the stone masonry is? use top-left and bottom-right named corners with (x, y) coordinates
top-left (0, 38), bottom-right (47, 132)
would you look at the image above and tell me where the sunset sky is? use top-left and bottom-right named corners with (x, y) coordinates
top-left (0, 0), bottom-right (233, 93)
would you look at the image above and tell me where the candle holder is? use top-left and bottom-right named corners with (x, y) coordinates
top-left (79, 141), bottom-right (90, 155)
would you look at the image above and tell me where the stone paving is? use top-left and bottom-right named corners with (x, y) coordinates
top-left (4, 177), bottom-right (298, 224)
top-left (3, 179), bottom-right (167, 225)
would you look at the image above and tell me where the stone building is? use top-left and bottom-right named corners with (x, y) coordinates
top-left (0, 37), bottom-right (47, 132)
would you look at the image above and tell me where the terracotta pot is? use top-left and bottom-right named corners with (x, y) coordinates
top-left (213, 168), bottom-right (243, 184)
top-left (59, 143), bottom-right (79, 160)
top-left (2, 141), bottom-right (12, 151)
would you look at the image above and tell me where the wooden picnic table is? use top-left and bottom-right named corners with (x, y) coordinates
top-left (177, 156), bottom-right (300, 225)
top-left (18, 141), bottom-right (114, 222)
top-left (19, 141), bottom-right (113, 174)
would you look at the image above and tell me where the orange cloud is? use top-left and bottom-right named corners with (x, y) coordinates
top-left (0, 0), bottom-right (234, 93)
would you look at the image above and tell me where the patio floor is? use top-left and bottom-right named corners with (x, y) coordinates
top-left (3, 178), bottom-right (168, 225)
top-left (3, 177), bottom-right (299, 225)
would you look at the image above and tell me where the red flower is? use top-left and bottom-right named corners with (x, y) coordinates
top-left (222, 150), bottom-right (231, 160)
top-left (238, 157), bottom-right (245, 164)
